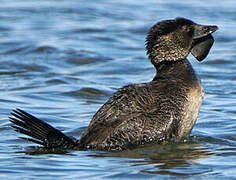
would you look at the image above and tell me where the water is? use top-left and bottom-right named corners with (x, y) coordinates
top-left (0, 0), bottom-right (235, 179)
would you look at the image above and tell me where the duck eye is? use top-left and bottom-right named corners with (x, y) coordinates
top-left (182, 25), bottom-right (194, 35)
top-left (182, 25), bottom-right (190, 32)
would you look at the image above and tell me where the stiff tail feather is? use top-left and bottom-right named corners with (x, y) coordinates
top-left (10, 109), bottom-right (79, 149)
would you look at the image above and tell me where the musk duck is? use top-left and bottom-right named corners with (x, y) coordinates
top-left (10, 17), bottom-right (218, 151)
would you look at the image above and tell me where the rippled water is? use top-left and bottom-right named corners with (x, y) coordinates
top-left (0, 0), bottom-right (235, 179)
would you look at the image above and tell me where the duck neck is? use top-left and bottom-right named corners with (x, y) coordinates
top-left (152, 59), bottom-right (195, 81)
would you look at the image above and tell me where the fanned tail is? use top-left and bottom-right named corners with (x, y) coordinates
top-left (9, 109), bottom-right (79, 149)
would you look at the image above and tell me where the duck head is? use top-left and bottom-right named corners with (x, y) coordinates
top-left (146, 17), bottom-right (218, 65)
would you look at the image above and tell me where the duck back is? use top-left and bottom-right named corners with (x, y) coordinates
top-left (80, 60), bottom-right (203, 151)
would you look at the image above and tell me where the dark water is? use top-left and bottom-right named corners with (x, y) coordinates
top-left (0, 0), bottom-right (235, 179)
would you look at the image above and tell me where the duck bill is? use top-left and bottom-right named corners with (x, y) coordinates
top-left (191, 24), bottom-right (218, 61)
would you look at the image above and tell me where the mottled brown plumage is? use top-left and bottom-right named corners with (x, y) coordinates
top-left (80, 60), bottom-right (203, 151)
top-left (10, 17), bottom-right (218, 151)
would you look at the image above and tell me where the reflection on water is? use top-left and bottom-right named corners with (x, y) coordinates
top-left (112, 140), bottom-right (213, 167)
top-left (0, 0), bottom-right (236, 179)
top-left (17, 137), bottom-right (214, 177)
top-left (87, 138), bottom-right (214, 178)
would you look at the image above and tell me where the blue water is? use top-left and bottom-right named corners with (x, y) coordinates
top-left (0, 0), bottom-right (236, 179)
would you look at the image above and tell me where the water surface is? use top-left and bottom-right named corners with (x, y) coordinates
top-left (0, 0), bottom-right (236, 179)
